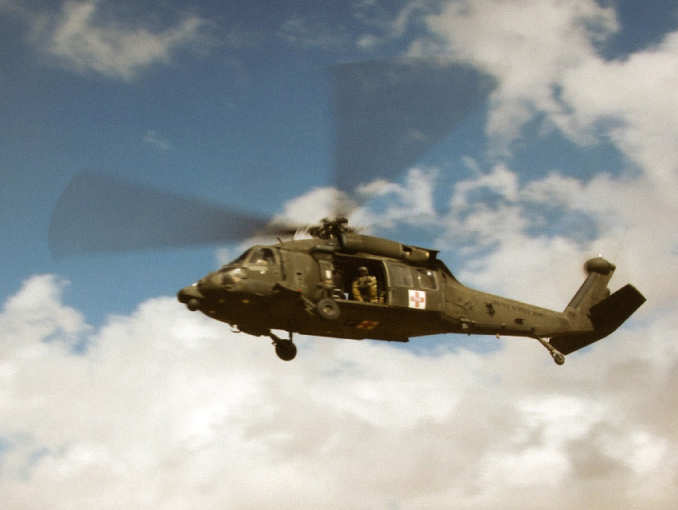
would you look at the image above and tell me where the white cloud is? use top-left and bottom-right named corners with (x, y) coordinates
top-left (411, 0), bottom-right (678, 197)
top-left (411, 0), bottom-right (618, 144)
top-left (1, 275), bottom-right (677, 508)
top-left (350, 167), bottom-right (438, 230)
top-left (423, 158), bottom-right (676, 314)
top-left (350, 0), bottom-right (428, 52)
top-left (30, 0), bottom-right (211, 80)
top-left (271, 186), bottom-right (358, 228)
top-left (277, 15), bottom-right (350, 51)
top-left (143, 129), bottom-right (171, 150)
top-left (557, 32), bottom-right (678, 197)
top-left (0, 274), bottom-right (87, 346)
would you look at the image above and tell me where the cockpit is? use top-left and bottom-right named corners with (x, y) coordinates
top-left (222, 247), bottom-right (276, 269)
top-left (198, 246), bottom-right (280, 294)
top-left (247, 247), bottom-right (276, 266)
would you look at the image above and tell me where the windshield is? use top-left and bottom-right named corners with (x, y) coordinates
top-left (222, 249), bottom-right (251, 268)
top-left (247, 247), bottom-right (275, 265)
top-left (221, 247), bottom-right (276, 270)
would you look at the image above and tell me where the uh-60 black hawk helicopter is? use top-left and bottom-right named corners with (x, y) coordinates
top-left (175, 217), bottom-right (644, 363)
top-left (49, 59), bottom-right (645, 364)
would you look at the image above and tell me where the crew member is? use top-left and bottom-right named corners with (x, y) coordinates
top-left (352, 266), bottom-right (377, 303)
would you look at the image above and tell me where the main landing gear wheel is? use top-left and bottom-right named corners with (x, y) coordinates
top-left (269, 331), bottom-right (297, 361)
top-left (275, 340), bottom-right (297, 361)
top-left (315, 298), bottom-right (340, 321)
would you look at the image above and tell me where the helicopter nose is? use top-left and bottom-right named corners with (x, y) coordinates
top-left (216, 269), bottom-right (243, 287)
top-left (197, 269), bottom-right (242, 295)
top-left (177, 285), bottom-right (204, 311)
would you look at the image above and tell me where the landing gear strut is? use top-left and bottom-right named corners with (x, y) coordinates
top-left (269, 331), bottom-right (297, 361)
top-left (536, 337), bottom-right (565, 365)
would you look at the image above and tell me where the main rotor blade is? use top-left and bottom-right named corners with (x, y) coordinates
top-left (332, 58), bottom-right (496, 197)
top-left (49, 172), bottom-right (281, 257)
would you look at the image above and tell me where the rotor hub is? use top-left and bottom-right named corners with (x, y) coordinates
top-left (307, 217), bottom-right (353, 239)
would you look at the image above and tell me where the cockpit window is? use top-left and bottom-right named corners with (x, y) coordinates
top-left (417, 269), bottom-right (437, 290)
top-left (390, 264), bottom-right (413, 287)
top-left (248, 247), bottom-right (275, 266)
top-left (224, 249), bottom-right (251, 267)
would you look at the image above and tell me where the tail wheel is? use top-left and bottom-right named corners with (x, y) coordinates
top-left (315, 298), bottom-right (340, 321)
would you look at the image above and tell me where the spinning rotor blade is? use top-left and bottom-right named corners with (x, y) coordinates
top-left (332, 58), bottom-right (496, 201)
top-left (50, 58), bottom-right (497, 256)
top-left (49, 172), bottom-right (287, 257)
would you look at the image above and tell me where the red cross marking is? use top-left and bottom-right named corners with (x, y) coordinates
top-left (409, 291), bottom-right (426, 309)
top-left (357, 320), bottom-right (379, 330)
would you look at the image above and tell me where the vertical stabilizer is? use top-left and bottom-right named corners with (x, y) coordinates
top-left (550, 257), bottom-right (645, 355)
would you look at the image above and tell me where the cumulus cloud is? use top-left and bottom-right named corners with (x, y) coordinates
top-left (350, 167), bottom-right (438, 230)
top-left (557, 33), bottom-right (678, 197)
top-left (416, 157), bottom-right (675, 314)
top-left (410, 0), bottom-right (678, 197)
top-left (28, 0), bottom-right (211, 80)
top-left (410, 0), bottom-right (619, 145)
top-left (1, 275), bottom-right (677, 508)
top-left (413, 1), bottom-right (664, 200)
top-left (270, 186), bottom-right (358, 228)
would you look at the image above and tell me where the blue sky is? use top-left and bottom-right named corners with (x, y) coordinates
top-left (2, 0), bottom-right (678, 508)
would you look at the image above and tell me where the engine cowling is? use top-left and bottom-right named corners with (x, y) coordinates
top-left (339, 233), bottom-right (435, 264)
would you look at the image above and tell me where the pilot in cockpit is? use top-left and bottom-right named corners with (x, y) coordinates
top-left (250, 248), bottom-right (275, 265)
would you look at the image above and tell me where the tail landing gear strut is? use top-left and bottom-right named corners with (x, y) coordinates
top-left (269, 331), bottom-right (297, 361)
top-left (536, 337), bottom-right (565, 365)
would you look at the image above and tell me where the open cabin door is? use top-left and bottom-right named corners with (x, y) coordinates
top-left (331, 255), bottom-right (387, 303)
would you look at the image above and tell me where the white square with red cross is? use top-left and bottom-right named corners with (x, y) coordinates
top-left (408, 290), bottom-right (426, 309)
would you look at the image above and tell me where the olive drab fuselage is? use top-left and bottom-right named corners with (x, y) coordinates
top-left (177, 227), bottom-right (645, 363)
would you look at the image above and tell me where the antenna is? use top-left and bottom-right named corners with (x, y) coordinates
top-left (613, 226), bottom-right (629, 264)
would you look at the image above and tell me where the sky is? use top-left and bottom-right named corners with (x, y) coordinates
top-left (1, 0), bottom-right (678, 508)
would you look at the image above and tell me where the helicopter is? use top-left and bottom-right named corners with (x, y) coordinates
top-left (176, 216), bottom-right (645, 363)
top-left (48, 59), bottom-right (645, 363)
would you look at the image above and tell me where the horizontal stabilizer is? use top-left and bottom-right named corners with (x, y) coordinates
top-left (550, 284), bottom-right (646, 355)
